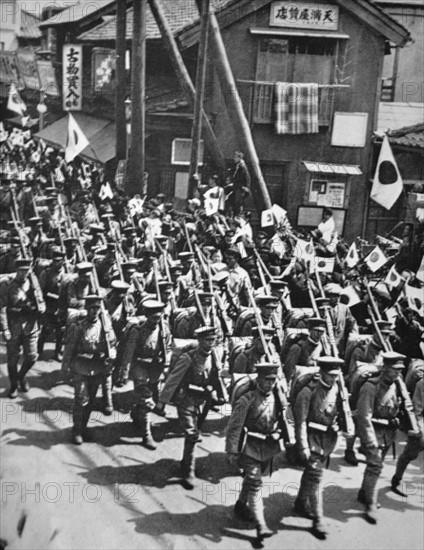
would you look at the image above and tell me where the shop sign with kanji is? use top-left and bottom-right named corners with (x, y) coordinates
top-left (63, 44), bottom-right (83, 111)
top-left (270, 2), bottom-right (339, 31)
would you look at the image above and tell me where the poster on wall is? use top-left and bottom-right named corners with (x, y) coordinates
top-left (62, 44), bottom-right (83, 110)
top-left (316, 182), bottom-right (345, 208)
top-left (36, 59), bottom-right (60, 97)
top-left (92, 48), bottom-right (115, 93)
top-left (269, 2), bottom-right (339, 30)
top-left (16, 49), bottom-right (39, 90)
top-left (0, 52), bottom-right (23, 88)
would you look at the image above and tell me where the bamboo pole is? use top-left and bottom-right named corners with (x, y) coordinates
top-left (114, 0), bottom-right (127, 161)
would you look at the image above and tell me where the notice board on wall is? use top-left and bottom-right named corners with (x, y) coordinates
top-left (331, 112), bottom-right (368, 147)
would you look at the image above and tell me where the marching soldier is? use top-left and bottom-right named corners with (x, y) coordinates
top-left (157, 327), bottom-right (220, 489)
top-left (226, 362), bottom-right (285, 541)
top-left (239, 295), bottom-right (279, 336)
top-left (62, 295), bottom-right (117, 444)
top-left (232, 326), bottom-right (280, 375)
top-left (119, 300), bottom-right (170, 450)
top-left (391, 377), bottom-right (424, 495)
top-left (356, 351), bottom-right (405, 524)
top-left (1, 259), bottom-right (45, 397)
top-left (283, 317), bottom-right (326, 382)
top-left (292, 356), bottom-right (345, 539)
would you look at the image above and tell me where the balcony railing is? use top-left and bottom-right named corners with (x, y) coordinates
top-left (236, 80), bottom-right (349, 127)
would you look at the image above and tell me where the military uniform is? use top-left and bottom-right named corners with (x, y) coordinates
top-left (356, 351), bottom-right (405, 523)
top-left (293, 357), bottom-right (345, 539)
top-left (0, 260), bottom-right (45, 397)
top-left (62, 295), bottom-right (116, 444)
top-left (119, 300), bottom-right (170, 449)
top-left (158, 327), bottom-right (219, 489)
top-left (226, 362), bottom-right (285, 541)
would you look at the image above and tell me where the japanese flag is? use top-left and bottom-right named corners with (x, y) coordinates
top-left (295, 239), bottom-right (314, 266)
top-left (237, 241), bottom-right (248, 259)
top-left (65, 113), bottom-right (89, 163)
top-left (271, 204), bottom-right (287, 224)
top-left (261, 208), bottom-right (274, 227)
top-left (270, 233), bottom-right (286, 259)
top-left (99, 181), bottom-right (114, 201)
top-left (345, 242), bottom-right (359, 268)
top-left (341, 285), bottom-right (361, 307)
top-left (370, 135), bottom-right (403, 210)
top-left (385, 264), bottom-right (404, 289)
top-left (365, 246), bottom-right (388, 273)
top-left (313, 256), bottom-right (335, 273)
top-left (204, 198), bottom-right (219, 217)
top-left (404, 284), bottom-right (424, 317)
top-left (7, 84), bottom-right (27, 117)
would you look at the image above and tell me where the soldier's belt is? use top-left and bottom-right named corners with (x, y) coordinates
top-left (8, 307), bottom-right (37, 314)
top-left (187, 384), bottom-right (206, 395)
top-left (307, 421), bottom-right (338, 433)
top-left (77, 352), bottom-right (105, 361)
top-left (371, 418), bottom-right (397, 428)
top-left (246, 430), bottom-right (281, 441)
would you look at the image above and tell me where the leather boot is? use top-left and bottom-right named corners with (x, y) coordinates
top-left (294, 469), bottom-right (313, 518)
top-left (37, 327), bottom-right (46, 356)
top-left (7, 362), bottom-right (19, 398)
top-left (72, 408), bottom-right (84, 445)
top-left (180, 439), bottom-right (196, 490)
top-left (54, 331), bottom-right (63, 361)
top-left (18, 360), bottom-right (35, 392)
top-left (102, 376), bottom-right (113, 416)
top-left (141, 412), bottom-right (157, 450)
top-left (81, 406), bottom-right (93, 442)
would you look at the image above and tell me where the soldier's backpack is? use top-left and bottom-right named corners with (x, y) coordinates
top-left (284, 308), bottom-right (314, 329)
top-left (405, 358), bottom-right (424, 394)
top-left (0, 273), bottom-right (15, 309)
top-left (57, 272), bottom-right (78, 322)
top-left (230, 373), bottom-right (257, 407)
top-left (349, 361), bottom-right (381, 410)
top-left (289, 365), bottom-right (320, 406)
top-left (233, 308), bottom-right (256, 336)
top-left (344, 335), bottom-right (373, 375)
top-left (172, 307), bottom-right (197, 338)
top-left (168, 338), bottom-right (198, 374)
top-left (33, 258), bottom-right (52, 278)
top-left (228, 336), bottom-right (253, 374)
top-left (280, 328), bottom-right (309, 362)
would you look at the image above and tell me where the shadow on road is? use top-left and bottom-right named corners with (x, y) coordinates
top-left (1, 426), bottom-right (71, 449)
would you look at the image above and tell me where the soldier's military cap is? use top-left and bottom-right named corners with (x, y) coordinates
top-left (256, 295), bottom-right (279, 307)
top-left (195, 326), bottom-right (217, 338)
top-left (317, 356), bottom-right (344, 374)
top-left (76, 261), bottom-right (93, 273)
top-left (85, 295), bottom-right (103, 307)
top-left (382, 351), bottom-right (405, 369)
top-left (169, 262), bottom-right (184, 273)
top-left (123, 227), bottom-right (137, 235)
top-left (252, 326), bottom-right (275, 339)
top-left (324, 283), bottom-right (343, 296)
top-left (111, 280), bottom-right (130, 292)
top-left (257, 231), bottom-right (268, 239)
top-left (142, 299), bottom-right (165, 314)
top-left (269, 280), bottom-right (288, 290)
top-left (52, 249), bottom-right (65, 259)
top-left (142, 249), bottom-right (160, 258)
top-left (28, 216), bottom-right (42, 226)
top-left (16, 259), bottom-right (32, 270)
top-left (315, 297), bottom-right (330, 308)
top-left (178, 252), bottom-right (194, 261)
top-left (122, 260), bottom-right (138, 272)
top-left (198, 291), bottom-right (214, 301)
top-left (212, 272), bottom-right (228, 286)
top-left (89, 223), bottom-right (105, 233)
top-left (158, 281), bottom-right (173, 290)
top-left (308, 317), bottom-right (326, 331)
top-left (254, 362), bottom-right (279, 376)
top-left (101, 212), bottom-right (115, 219)
top-left (225, 229), bottom-right (235, 237)
top-left (376, 320), bottom-right (394, 334)
top-left (106, 242), bottom-right (116, 252)
top-left (225, 247), bottom-right (241, 259)
top-left (156, 235), bottom-right (169, 244)
top-left (64, 237), bottom-right (78, 245)
top-left (44, 186), bottom-right (58, 194)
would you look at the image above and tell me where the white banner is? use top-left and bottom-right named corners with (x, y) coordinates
top-left (63, 44), bottom-right (83, 111)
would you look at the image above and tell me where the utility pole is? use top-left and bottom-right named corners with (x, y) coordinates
top-left (126, 0), bottom-right (146, 195)
top-left (189, 0), bottom-right (210, 182)
top-left (148, 0), bottom-right (225, 174)
top-left (115, 0), bottom-right (127, 162)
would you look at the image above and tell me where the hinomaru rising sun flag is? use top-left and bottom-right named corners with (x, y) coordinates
top-left (65, 113), bottom-right (89, 163)
top-left (370, 135), bottom-right (403, 210)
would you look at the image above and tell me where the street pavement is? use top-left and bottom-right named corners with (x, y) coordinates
top-left (1, 342), bottom-right (423, 550)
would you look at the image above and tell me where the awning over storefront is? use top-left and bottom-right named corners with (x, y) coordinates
top-left (34, 112), bottom-right (116, 164)
top-left (302, 161), bottom-right (362, 175)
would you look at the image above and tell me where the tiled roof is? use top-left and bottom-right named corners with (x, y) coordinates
top-left (40, 0), bottom-right (115, 27)
top-left (19, 10), bottom-right (42, 39)
top-left (78, 0), bottom-right (235, 41)
top-left (378, 102), bottom-right (424, 133)
top-left (388, 123), bottom-right (424, 150)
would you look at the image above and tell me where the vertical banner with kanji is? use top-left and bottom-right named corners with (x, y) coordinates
top-left (63, 44), bottom-right (83, 111)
